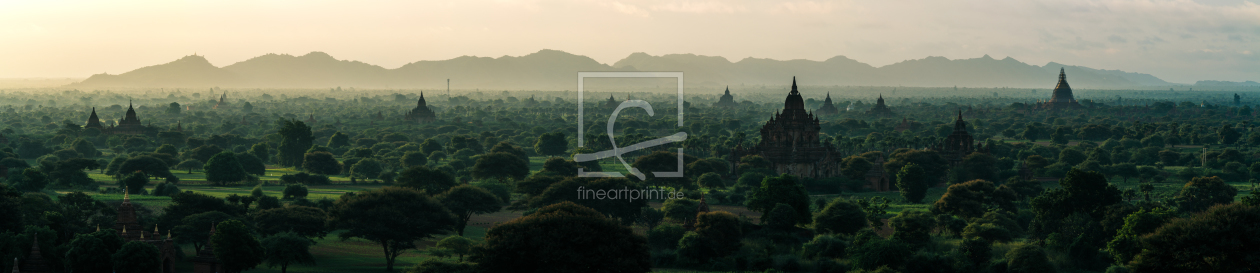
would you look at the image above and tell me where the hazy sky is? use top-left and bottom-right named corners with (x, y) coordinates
top-left (1, 0), bottom-right (1257, 83)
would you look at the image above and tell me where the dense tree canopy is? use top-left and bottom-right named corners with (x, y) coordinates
top-left (746, 174), bottom-right (811, 224)
top-left (204, 151), bottom-right (249, 185)
top-left (1129, 204), bottom-right (1260, 272)
top-left (213, 219), bottom-right (266, 273)
top-left (395, 166), bottom-right (458, 194)
top-left (472, 201), bottom-right (651, 273)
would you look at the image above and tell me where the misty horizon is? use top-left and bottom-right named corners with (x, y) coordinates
top-left (2, 0), bottom-right (1258, 83)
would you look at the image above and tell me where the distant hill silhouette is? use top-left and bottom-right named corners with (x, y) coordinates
top-left (71, 50), bottom-right (1174, 89)
top-left (1195, 80), bottom-right (1260, 87)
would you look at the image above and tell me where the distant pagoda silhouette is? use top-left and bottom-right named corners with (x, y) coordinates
top-left (713, 86), bottom-right (738, 108)
top-left (817, 92), bottom-right (838, 115)
top-left (893, 117), bottom-right (912, 132)
top-left (97, 101), bottom-right (147, 135)
top-left (404, 92), bottom-right (437, 123)
top-left (1039, 68), bottom-right (1082, 110)
top-left (213, 92), bottom-right (232, 109)
top-left (865, 94), bottom-right (895, 117)
top-left (85, 107), bottom-right (104, 131)
top-left (932, 110), bottom-right (989, 166)
top-left (602, 95), bottom-right (619, 109)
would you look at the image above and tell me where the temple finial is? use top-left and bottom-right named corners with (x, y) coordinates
top-left (791, 77), bottom-right (797, 91)
top-left (124, 187), bottom-right (130, 202)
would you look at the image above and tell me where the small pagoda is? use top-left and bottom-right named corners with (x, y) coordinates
top-left (404, 93), bottom-right (437, 123)
top-left (713, 86), bottom-right (738, 108)
top-left (817, 92), bottom-right (838, 115)
top-left (865, 94), bottom-right (895, 117)
top-left (1038, 68), bottom-right (1082, 110)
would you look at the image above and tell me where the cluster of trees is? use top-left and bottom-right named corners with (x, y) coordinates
top-left (4, 88), bottom-right (1260, 272)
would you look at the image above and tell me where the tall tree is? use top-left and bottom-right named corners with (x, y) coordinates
top-left (896, 163), bottom-right (928, 203)
top-left (260, 232), bottom-right (316, 273)
top-left (533, 132), bottom-right (568, 156)
top-left (1174, 176), bottom-right (1237, 213)
top-left (1029, 168), bottom-right (1121, 238)
top-left (395, 166), bottom-right (458, 194)
top-left (438, 185), bottom-right (503, 236)
top-left (350, 158), bottom-right (384, 180)
top-left (400, 151), bottom-right (428, 169)
top-left (112, 241), bottom-right (161, 273)
top-left (678, 211), bottom-right (744, 262)
top-left (47, 158), bottom-right (100, 190)
top-left (254, 206), bottom-right (328, 239)
top-left (117, 155), bottom-right (173, 179)
top-left (301, 152), bottom-right (341, 175)
top-left (746, 174), bottom-right (812, 224)
top-left (236, 153), bottom-right (266, 176)
top-left (276, 120), bottom-right (313, 167)
top-left (118, 172), bottom-right (149, 194)
top-left (471, 201), bottom-right (651, 273)
top-left (524, 177), bottom-right (648, 224)
top-left (1129, 204), bottom-right (1260, 272)
top-left (248, 143), bottom-right (271, 164)
top-left (158, 191), bottom-right (244, 233)
top-left (64, 233), bottom-right (114, 273)
top-left (487, 141), bottom-right (529, 163)
top-left (471, 152), bottom-right (529, 181)
top-left (813, 198), bottom-right (867, 235)
top-left (173, 211), bottom-right (237, 252)
top-left (175, 159), bottom-right (203, 174)
top-left (326, 131), bottom-right (350, 148)
top-left (1219, 124), bottom-right (1241, 146)
top-left (436, 236), bottom-right (474, 262)
top-left (204, 151), bottom-right (249, 185)
top-left (212, 220), bottom-right (265, 273)
top-left (933, 179), bottom-right (1012, 219)
top-left (327, 187), bottom-right (457, 271)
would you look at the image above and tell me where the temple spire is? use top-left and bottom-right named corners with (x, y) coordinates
top-left (124, 187), bottom-right (130, 202)
top-left (724, 86), bottom-right (729, 95)
top-left (790, 77), bottom-right (798, 94)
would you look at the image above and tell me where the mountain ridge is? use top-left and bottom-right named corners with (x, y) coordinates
top-left (70, 50), bottom-right (1178, 89)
